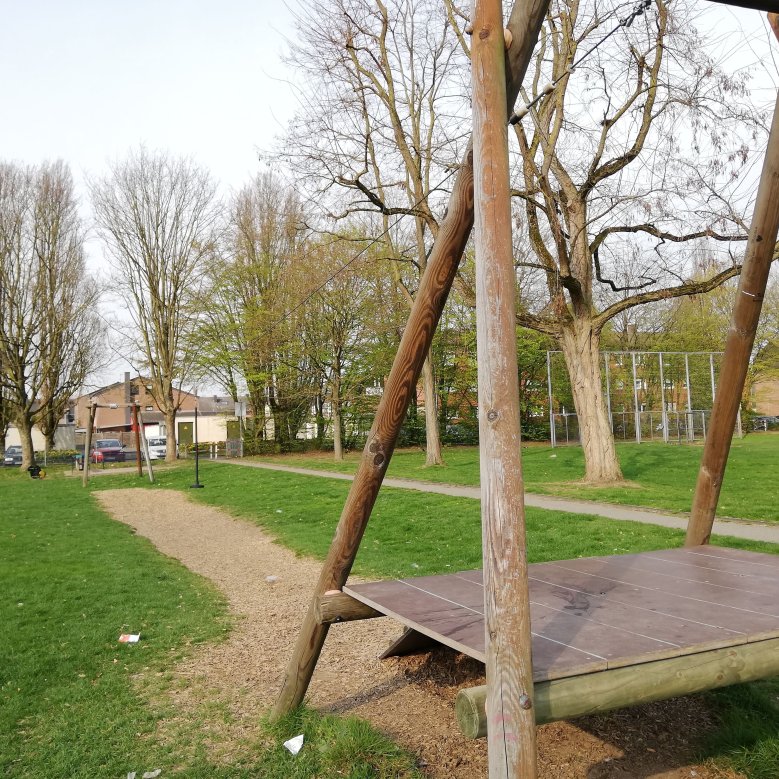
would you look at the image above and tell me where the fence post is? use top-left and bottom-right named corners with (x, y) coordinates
top-left (547, 351), bottom-right (556, 447)
top-left (658, 353), bottom-right (669, 443)
top-left (632, 352), bottom-right (641, 444)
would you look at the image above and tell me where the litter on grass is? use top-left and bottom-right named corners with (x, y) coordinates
top-left (143, 771), bottom-right (162, 779)
top-left (118, 633), bottom-right (141, 643)
top-left (283, 734), bottom-right (305, 755)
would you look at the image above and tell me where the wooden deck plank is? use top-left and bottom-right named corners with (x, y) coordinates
top-left (552, 557), bottom-right (779, 614)
top-left (684, 545), bottom-right (779, 568)
top-left (345, 548), bottom-right (779, 682)
top-left (644, 550), bottom-right (779, 585)
top-left (531, 564), bottom-right (779, 639)
top-left (526, 577), bottom-right (742, 656)
top-left (398, 573), bottom-right (687, 666)
top-left (551, 547), bottom-right (779, 588)
top-left (344, 579), bottom-right (612, 680)
top-left (408, 569), bottom-right (707, 665)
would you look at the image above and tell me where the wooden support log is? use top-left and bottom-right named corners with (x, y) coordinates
top-left (687, 87), bottom-right (779, 546)
top-left (81, 404), bottom-right (95, 487)
top-left (456, 637), bottom-right (779, 739)
top-left (472, 0), bottom-right (538, 775)
top-left (315, 591), bottom-right (382, 624)
top-left (271, 0), bottom-right (550, 721)
top-left (132, 404), bottom-right (142, 477)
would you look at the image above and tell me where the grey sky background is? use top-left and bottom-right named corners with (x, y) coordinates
top-left (0, 0), bottom-right (298, 192)
top-left (0, 0), bottom-right (777, 389)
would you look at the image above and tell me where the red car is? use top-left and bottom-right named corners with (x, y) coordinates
top-left (90, 439), bottom-right (125, 463)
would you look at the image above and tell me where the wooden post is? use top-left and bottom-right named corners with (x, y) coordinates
top-left (132, 404), bottom-right (142, 477)
top-left (82, 404), bottom-right (95, 487)
top-left (473, 0), bottom-right (537, 774)
top-left (137, 410), bottom-right (155, 484)
top-left (687, 88), bottom-right (779, 546)
top-left (272, 0), bottom-right (550, 721)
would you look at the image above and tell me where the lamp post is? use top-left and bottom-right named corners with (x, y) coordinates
top-left (190, 405), bottom-right (204, 489)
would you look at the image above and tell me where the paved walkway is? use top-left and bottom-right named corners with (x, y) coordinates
top-left (224, 459), bottom-right (779, 545)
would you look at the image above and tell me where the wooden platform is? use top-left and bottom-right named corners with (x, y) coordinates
top-left (345, 546), bottom-right (779, 683)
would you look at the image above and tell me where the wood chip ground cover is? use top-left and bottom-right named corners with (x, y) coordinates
top-left (96, 488), bottom-right (742, 778)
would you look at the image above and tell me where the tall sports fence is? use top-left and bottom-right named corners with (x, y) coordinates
top-left (546, 350), bottom-right (742, 447)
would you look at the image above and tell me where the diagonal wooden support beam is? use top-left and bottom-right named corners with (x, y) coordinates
top-left (687, 80), bottom-right (779, 545)
top-left (271, 0), bottom-right (551, 721)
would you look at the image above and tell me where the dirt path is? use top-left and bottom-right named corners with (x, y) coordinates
top-left (96, 488), bottom-right (740, 779)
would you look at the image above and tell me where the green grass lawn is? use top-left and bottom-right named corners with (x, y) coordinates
top-left (93, 461), bottom-right (779, 576)
top-left (8, 455), bottom-right (779, 778)
top-left (254, 433), bottom-right (779, 521)
top-left (94, 460), bottom-right (779, 776)
top-left (0, 470), bottom-right (421, 778)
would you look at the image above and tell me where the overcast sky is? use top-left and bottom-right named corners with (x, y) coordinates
top-left (0, 0), bottom-right (776, 389)
top-left (0, 0), bottom-right (299, 193)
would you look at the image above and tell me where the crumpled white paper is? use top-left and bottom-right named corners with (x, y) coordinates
top-left (283, 733), bottom-right (305, 755)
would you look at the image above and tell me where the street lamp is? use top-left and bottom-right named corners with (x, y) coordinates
top-left (190, 405), bottom-right (204, 489)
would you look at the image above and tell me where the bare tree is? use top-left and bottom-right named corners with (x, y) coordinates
top-left (449, 0), bottom-right (767, 481)
top-left (0, 161), bottom-right (100, 467)
top-left (279, 0), bottom-right (469, 465)
top-left (300, 235), bottom-right (380, 459)
top-left (91, 149), bottom-right (220, 462)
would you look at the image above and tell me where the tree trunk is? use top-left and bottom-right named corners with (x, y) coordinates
top-left (17, 414), bottom-right (36, 469)
top-left (165, 408), bottom-right (177, 462)
top-left (422, 351), bottom-right (443, 465)
top-left (315, 391), bottom-right (325, 446)
top-left (332, 368), bottom-right (344, 461)
top-left (559, 321), bottom-right (623, 483)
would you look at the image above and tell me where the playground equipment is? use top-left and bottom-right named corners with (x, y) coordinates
top-left (274, 3), bottom-right (779, 776)
top-left (81, 402), bottom-right (155, 486)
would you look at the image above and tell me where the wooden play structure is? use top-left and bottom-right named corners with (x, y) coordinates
top-left (81, 401), bottom-right (155, 486)
top-left (274, 2), bottom-right (779, 776)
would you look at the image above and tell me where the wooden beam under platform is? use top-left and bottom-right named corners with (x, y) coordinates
top-left (456, 636), bottom-right (779, 738)
top-left (315, 591), bottom-right (382, 624)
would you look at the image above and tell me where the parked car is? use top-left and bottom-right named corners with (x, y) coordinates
top-left (752, 416), bottom-right (779, 431)
top-left (146, 437), bottom-right (167, 460)
top-left (3, 445), bottom-right (22, 466)
top-left (90, 438), bottom-right (125, 463)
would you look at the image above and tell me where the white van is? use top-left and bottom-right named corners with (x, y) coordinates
top-left (146, 437), bottom-right (167, 460)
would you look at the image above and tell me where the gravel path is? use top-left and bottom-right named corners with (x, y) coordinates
top-left (96, 488), bottom-right (741, 779)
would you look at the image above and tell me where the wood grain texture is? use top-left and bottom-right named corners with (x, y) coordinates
top-left (272, 0), bottom-right (552, 724)
top-left (688, 89), bottom-right (779, 545)
top-left (81, 404), bottom-right (95, 487)
top-left (314, 592), bottom-right (383, 624)
top-left (472, 0), bottom-right (540, 773)
top-left (456, 636), bottom-right (779, 738)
